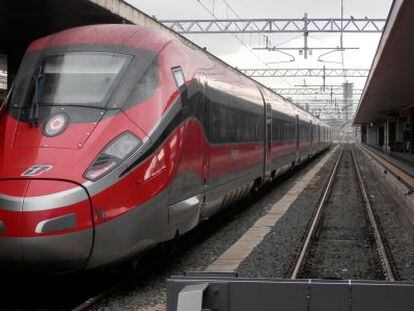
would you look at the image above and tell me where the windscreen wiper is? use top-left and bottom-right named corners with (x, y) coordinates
top-left (29, 67), bottom-right (44, 127)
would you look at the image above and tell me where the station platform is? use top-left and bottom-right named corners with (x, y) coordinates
top-left (359, 143), bottom-right (414, 192)
top-left (354, 1), bottom-right (414, 160)
top-left (358, 143), bottom-right (414, 214)
top-left (363, 144), bottom-right (414, 178)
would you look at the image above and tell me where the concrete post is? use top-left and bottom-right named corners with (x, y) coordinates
top-left (367, 125), bottom-right (378, 146)
top-left (384, 121), bottom-right (390, 153)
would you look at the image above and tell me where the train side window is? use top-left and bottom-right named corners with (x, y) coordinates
top-left (218, 106), bottom-right (227, 142)
top-left (226, 108), bottom-right (237, 142)
top-left (171, 66), bottom-right (185, 88)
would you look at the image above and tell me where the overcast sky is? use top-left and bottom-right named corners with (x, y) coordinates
top-left (126, 0), bottom-right (393, 116)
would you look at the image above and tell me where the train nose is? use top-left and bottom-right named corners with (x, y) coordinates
top-left (0, 179), bottom-right (93, 273)
top-left (0, 180), bottom-right (26, 272)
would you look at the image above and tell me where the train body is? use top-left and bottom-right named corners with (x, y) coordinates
top-left (0, 25), bottom-right (331, 273)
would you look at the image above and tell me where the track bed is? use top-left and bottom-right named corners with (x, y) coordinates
top-left (300, 146), bottom-right (382, 279)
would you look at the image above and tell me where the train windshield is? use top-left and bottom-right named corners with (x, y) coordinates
top-left (36, 52), bottom-right (131, 107)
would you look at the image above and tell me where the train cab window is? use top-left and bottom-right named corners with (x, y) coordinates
top-left (171, 66), bottom-right (185, 88)
top-left (134, 60), bottom-right (158, 102)
top-left (36, 52), bottom-right (131, 107)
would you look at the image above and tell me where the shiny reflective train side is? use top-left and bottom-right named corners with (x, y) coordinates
top-left (0, 24), bottom-right (331, 273)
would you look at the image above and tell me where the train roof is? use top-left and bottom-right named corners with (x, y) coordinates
top-left (27, 24), bottom-right (172, 53)
top-left (27, 24), bottom-right (329, 128)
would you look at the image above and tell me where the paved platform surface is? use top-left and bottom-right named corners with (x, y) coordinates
top-left (364, 144), bottom-right (414, 180)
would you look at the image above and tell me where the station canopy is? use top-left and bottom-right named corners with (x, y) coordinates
top-left (0, 0), bottom-right (166, 78)
top-left (354, 0), bottom-right (414, 124)
top-left (0, 0), bottom-right (130, 49)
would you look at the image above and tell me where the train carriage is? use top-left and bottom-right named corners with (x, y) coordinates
top-left (0, 24), bottom-right (331, 273)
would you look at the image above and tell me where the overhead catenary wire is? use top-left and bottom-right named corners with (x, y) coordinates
top-left (194, 0), bottom-right (294, 86)
top-left (188, 0), bottom-right (372, 120)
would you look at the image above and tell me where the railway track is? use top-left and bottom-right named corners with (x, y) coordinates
top-left (9, 145), bottom-right (405, 310)
top-left (68, 149), bottom-right (333, 311)
top-left (291, 144), bottom-right (395, 281)
top-left (67, 160), bottom-right (316, 311)
top-left (71, 275), bottom-right (136, 311)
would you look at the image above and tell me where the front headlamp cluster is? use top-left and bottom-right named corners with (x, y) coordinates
top-left (84, 131), bottom-right (142, 181)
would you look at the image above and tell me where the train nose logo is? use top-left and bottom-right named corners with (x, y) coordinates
top-left (22, 165), bottom-right (53, 177)
top-left (43, 113), bottom-right (69, 137)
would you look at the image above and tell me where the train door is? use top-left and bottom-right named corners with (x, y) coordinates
top-left (265, 103), bottom-right (272, 179)
top-left (258, 87), bottom-right (272, 180)
top-left (166, 72), bottom-right (209, 234)
top-left (318, 124), bottom-right (321, 144)
top-left (198, 74), bottom-right (225, 219)
top-left (310, 120), bottom-right (313, 145)
top-left (198, 73), bottom-right (209, 191)
top-left (296, 115), bottom-right (300, 160)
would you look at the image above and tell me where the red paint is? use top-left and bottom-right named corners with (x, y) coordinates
top-left (0, 179), bottom-right (92, 238)
top-left (0, 24), bottom-right (331, 246)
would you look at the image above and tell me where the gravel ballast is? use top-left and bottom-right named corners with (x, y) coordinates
top-left (92, 149), bottom-right (335, 310)
top-left (237, 147), bottom-right (341, 278)
top-left (238, 144), bottom-right (414, 281)
top-left (354, 146), bottom-right (414, 280)
top-left (5, 144), bottom-right (414, 310)
top-left (300, 146), bottom-right (381, 279)
top-left (0, 151), bottom-right (332, 311)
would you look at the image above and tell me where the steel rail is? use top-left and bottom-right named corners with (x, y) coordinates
top-left (71, 267), bottom-right (142, 311)
top-left (71, 279), bottom-right (128, 311)
top-left (291, 146), bottom-right (344, 279)
top-left (351, 145), bottom-right (395, 281)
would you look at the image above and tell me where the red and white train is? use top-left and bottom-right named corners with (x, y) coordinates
top-left (0, 25), bottom-right (331, 273)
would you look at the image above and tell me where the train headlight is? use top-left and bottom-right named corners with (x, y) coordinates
top-left (84, 131), bottom-right (142, 181)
